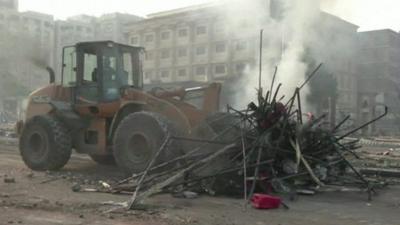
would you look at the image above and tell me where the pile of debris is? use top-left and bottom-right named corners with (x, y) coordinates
top-left (87, 66), bottom-right (387, 209)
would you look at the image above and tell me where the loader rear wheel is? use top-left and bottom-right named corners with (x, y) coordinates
top-left (89, 154), bottom-right (116, 165)
top-left (19, 115), bottom-right (72, 171)
top-left (113, 112), bottom-right (176, 175)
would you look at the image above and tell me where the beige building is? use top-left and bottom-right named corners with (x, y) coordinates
top-left (125, 2), bottom-right (359, 123)
top-left (126, 3), bottom-right (263, 85)
top-left (96, 13), bottom-right (142, 43)
top-left (0, 0), bottom-right (17, 10)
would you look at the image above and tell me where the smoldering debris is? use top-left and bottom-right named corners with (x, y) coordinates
top-left (79, 65), bottom-right (387, 210)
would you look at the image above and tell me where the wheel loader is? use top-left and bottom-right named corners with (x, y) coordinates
top-left (16, 41), bottom-right (222, 174)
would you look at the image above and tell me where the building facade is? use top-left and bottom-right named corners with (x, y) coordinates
top-left (0, 0), bottom-right (17, 11)
top-left (126, 3), bottom-right (264, 85)
top-left (125, 2), bottom-right (359, 122)
top-left (0, 5), bottom-right (55, 89)
top-left (96, 13), bottom-right (142, 43)
top-left (357, 29), bottom-right (400, 134)
top-left (310, 12), bottom-right (359, 121)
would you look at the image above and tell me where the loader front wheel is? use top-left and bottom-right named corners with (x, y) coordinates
top-left (113, 112), bottom-right (176, 175)
top-left (19, 115), bottom-right (72, 171)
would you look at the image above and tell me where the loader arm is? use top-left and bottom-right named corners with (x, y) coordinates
top-left (183, 82), bottom-right (222, 114)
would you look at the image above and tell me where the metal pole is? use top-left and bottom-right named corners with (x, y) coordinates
top-left (258, 29), bottom-right (264, 95)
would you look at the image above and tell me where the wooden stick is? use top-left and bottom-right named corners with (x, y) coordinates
top-left (127, 135), bottom-right (171, 209)
top-left (130, 143), bottom-right (236, 209)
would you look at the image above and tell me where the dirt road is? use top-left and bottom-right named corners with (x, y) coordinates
top-left (1, 143), bottom-right (400, 225)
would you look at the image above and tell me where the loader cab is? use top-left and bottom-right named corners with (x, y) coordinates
top-left (61, 41), bottom-right (143, 104)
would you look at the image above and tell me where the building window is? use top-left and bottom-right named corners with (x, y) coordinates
top-left (177, 48), bottom-right (187, 57)
top-left (145, 34), bottom-right (154, 42)
top-left (196, 46), bottom-right (206, 55)
top-left (178, 69), bottom-right (187, 77)
top-left (196, 25), bottom-right (207, 35)
top-left (161, 31), bottom-right (170, 40)
top-left (196, 66), bottom-right (206, 75)
top-left (161, 49), bottom-right (171, 59)
top-left (178, 28), bottom-right (188, 37)
top-left (215, 42), bottom-right (226, 53)
top-left (130, 37), bottom-right (139, 45)
top-left (161, 70), bottom-right (170, 78)
top-left (145, 51), bottom-right (154, 60)
top-left (215, 65), bottom-right (226, 74)
top-left (236, 40), bottom-right (247, 51)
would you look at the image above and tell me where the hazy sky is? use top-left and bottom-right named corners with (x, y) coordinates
top-left (19, 0), bottom-right (400, 32)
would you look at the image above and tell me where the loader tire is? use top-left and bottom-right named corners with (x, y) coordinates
top-left (113, 112), bottom-right (178, 175)
top-left (19, 115), bottom-right (72, 171)
top-left (89, 154), bottom-right (116, 165)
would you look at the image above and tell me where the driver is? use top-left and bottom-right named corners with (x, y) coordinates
top-left (103, 57), bottom-right (120, 100)
top-left (103, 57), bottom-right (116, 81)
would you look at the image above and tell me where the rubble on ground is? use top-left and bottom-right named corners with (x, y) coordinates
top-left (76, 66), bottom-right (389, 210)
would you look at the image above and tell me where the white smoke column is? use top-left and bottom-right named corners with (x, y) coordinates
top-left (227, 0), bottom-right (324, 110)
top-left (276, 0), bottom-right (321, 112)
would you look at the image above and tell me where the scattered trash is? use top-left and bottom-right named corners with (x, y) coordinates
top-left (100, 181), bottom-right (111, 189)
top-left (71, 183), bottom-right (81, 192)
top-left (251, 194), bottom-right (282, 209)
top-left (4, 177), bottom-right (15, 183)
top-left (172, 191), bottom-right (199, 199)
top-left (296, 189), bottom-right (316, 195)
top-left (101, 201), bottom-right (129, 208)
top-left (26, 172), bottom-right (34, 179)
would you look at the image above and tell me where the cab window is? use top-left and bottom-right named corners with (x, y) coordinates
top-left (62, 47), bottom-right (77, 87)
top-left (122, 52), bottom-right (133, 86)
top-left (83, 53), bottom-right (97, 83)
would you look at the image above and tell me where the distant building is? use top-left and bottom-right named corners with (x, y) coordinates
top-left (96, 13), bottom-right (142, 43)
top-left (126, 2), bottom-right (266, 85)
top-left (0, 6), bottom-right (54, 89)
top-left (357, 29), bottom-right (400, 134)
top-left (0, 1), bottom-right (143, 88)
top-left (0, 0), bottom-right (17, 11)
top-left (125, 1), bottom-right (359, 122)
top-left (310, 12), bottom-right (359, 121)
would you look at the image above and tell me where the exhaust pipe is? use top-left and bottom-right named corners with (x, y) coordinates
top-left (46, 67), bottom-right (55, 84)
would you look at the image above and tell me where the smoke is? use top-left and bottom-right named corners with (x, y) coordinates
top-left (28, 50), bottom-right (51, 71)
top-left (0, 30), bottom-right (51, 100)
top-left (218, 0), bottom-right (334, 111)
